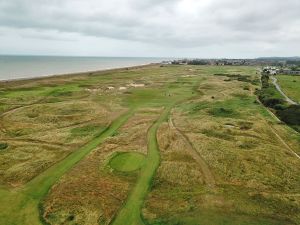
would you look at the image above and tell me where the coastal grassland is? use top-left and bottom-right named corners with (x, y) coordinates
top-left (0, 65), bottom-right (299, 225)
top-left (0, 97), bottom-right (125, 187)
top-left (143, 67), bottom-right (300, 225)
top-left (276, 75), bottom-right (300, 103)
top-left (41, 65), bottom-right (204, 225)
top-left (0, 64), bottom-right (181, 224)
top-left (0, 64), bottom-right (184, 187)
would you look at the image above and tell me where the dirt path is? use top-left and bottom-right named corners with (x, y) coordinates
top-left (111, 107), bottom-right (172, 225)
top-left (169, 117), bottom-right (216, 189)
top-left (0, 110), bottom-right (134, 225)
top-left (267, 122), bottom-right (300, 160)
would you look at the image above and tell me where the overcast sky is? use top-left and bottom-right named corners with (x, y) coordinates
top-left (0, 0), bottom-right (299, 58)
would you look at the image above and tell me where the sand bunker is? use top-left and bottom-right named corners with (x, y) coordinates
top-left (181, 75), bottom-right (196, 78)
top-left (129, 83), bottom-right (145, 88)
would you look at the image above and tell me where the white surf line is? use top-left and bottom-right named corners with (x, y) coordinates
top-left (271, 76), bottom-right (299, 105)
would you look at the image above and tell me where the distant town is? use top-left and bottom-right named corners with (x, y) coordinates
top-left (162, 57), bottom-right (300, 75)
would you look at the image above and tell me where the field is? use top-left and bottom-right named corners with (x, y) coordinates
top-left (277, 75), bottom-right (300, 103)
top-left (0, 65), bottom-right (299, 225)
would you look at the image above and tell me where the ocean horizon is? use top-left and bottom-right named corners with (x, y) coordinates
top-left (0, 55), bottom-right (169, 81)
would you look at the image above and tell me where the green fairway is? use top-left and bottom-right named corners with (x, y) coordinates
top-left (277, 75), bottom-right (300, 103)
top-left (112, 106), bottom-right (172, 225)
top-left (109, 152), bottom-right (146, 172)
top-left (0, 109), bottom-right (133, 225)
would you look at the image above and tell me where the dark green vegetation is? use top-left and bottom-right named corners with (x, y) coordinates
top-left (0, 142), bottom-right (8, 150)
top-left (0, 65), bottom-right (299, 225)
top-left (214, 73), bottom-right (260, 85)
top-left (256, 73), bottom-right (286, 108)
top-left (109, 152), bottom-right (146, 172)
top-left (277, 105), bottom-right (300, 130)
top-left (257, 73), bottom-right (300, 132)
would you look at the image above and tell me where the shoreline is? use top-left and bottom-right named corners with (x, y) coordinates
top-left (0, 63), bottom-right (158, 85)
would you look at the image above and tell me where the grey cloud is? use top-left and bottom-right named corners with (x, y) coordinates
top-left (0, 0), bottom-right (300, 57)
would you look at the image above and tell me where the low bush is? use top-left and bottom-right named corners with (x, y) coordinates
top-left (0, 143), bottom-right (8, 150)
top-left (273, 104), bottom-right (287, 110)
top-left (257, 85), bottom-right (285, 108)
top-left (277, 105), bottom-right (300, 126)
top-left (209, 107), bottom-right (237, 117)
top-left (238, 121), bottom-right (253, 130)
top-left (214, 73), bottom-right (258, 85)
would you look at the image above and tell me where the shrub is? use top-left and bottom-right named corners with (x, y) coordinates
top-left (263, 98), bottom-right (285, 108)
top-left (209, 107), bottom-right (237, 117)
top-left (238, 121), bottom-right (253, 130)
top-left (0, 143), bottom-right (8, 150)
top-left (277, 105), bottom-right (300, 126)
top-left (273, 104), bottom-right (287, 110)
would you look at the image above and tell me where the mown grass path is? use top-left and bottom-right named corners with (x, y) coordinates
top-left (0, 110), bottom-right (134, 225)
top-left (111, 106), bottom-right (172, 225)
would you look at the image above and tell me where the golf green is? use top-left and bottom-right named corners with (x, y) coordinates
top-left (109, 152), bottom-right (146, 172)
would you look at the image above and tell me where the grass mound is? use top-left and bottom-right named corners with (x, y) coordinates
top-left (109, 152), bottom-right (146, 172)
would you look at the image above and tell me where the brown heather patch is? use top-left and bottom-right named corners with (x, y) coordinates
top-left (0, 98), bottom-right (125, 187)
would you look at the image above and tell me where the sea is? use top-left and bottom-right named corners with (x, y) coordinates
top-left (0, 55), bottom-right (169, 81)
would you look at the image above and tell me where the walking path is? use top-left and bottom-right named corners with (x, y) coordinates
top-left (169, 117), bottom-right (216, 189)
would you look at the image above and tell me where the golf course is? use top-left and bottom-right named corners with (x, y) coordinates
top-left (0, 65), bottom-right (299, 225)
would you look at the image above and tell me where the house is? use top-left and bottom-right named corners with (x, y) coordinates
top-left (279, 69), bottom-right (300, 75)
top-left (263, 66), bottom-right (279, 75)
